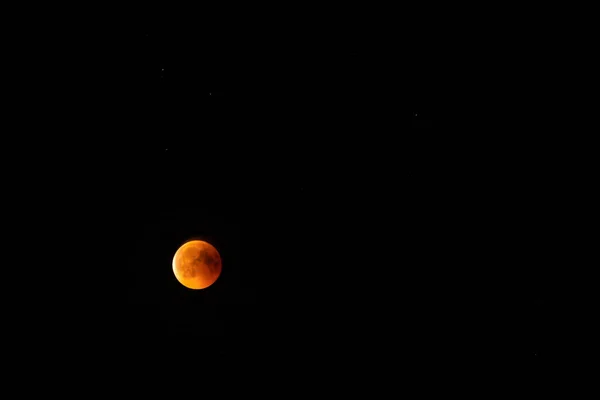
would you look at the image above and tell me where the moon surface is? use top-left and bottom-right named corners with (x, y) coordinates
top-left (172, 240), bottom-right (222, 289)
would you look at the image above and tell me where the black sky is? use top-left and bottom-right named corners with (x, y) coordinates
top-left (2, 21), bottom-right (563, 382)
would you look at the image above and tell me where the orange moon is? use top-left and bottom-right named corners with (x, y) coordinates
top-left (172, 240), bottom-right (222, 289)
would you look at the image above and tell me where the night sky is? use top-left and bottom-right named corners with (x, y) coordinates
top-left (4, 23), bottom-right (560, 383)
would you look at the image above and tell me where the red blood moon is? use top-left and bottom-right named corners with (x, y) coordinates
top-left (172, 240), bottom-right (222, 289)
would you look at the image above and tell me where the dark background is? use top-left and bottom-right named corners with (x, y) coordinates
top-left (3, 18), bottom-right (569, 386)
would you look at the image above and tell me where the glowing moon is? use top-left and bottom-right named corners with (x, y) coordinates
top-left (172, 240), bottom-right (222, 289)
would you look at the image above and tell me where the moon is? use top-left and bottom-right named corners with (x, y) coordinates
top-left (172, 240), bottom-right (222, 289)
